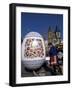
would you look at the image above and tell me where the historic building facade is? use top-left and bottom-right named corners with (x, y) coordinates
top-left (48, 26), bottom-right (61, 46)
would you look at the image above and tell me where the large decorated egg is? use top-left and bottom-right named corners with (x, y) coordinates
top-left (21, 32), bottom-right (45, 70)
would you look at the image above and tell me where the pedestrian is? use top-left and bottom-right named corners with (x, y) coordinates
top-left (48, 43), bottom-right (58, 75)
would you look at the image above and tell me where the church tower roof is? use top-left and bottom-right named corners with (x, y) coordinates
top-left (48, 26), bottom-right (54, 32)
top-left (55, 26), bottom-right (60, 32)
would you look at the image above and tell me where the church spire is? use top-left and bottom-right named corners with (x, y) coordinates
top-left (55, 25), bottom-right (60, 32)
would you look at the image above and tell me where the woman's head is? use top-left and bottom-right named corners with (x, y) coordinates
top-left (48, 43), bottom-right (53, 51)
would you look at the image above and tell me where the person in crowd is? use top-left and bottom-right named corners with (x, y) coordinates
top-left (48, 43), bottom-right (58, 75)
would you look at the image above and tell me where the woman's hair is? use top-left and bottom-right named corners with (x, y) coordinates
top-left (48, 43), bottom-right (52, 46)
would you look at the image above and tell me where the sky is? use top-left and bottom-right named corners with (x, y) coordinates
top-left (21, 12), bottom-right (63, 40)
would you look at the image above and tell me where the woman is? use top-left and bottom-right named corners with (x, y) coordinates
top-left (48, 43), bottom-right (58, 75)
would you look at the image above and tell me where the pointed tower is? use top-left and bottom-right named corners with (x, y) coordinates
top-left (48, 26), bottom-right (56, 44)
top-left (55, 26), bottom-right (61, 38)
top-left (48, 26), bottom-right (53, 43)
top-left (55, 26), bottom-right (61, 44)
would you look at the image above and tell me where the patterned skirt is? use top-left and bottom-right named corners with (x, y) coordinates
top-left (50, 56), bottom-right (57, 65)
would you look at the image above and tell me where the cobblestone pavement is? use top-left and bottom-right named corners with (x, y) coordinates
top-left (21, 61), bottom-right (63, 77)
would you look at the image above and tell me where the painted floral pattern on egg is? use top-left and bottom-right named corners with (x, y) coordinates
top-left (24, 39), bottom-right (44, 58)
